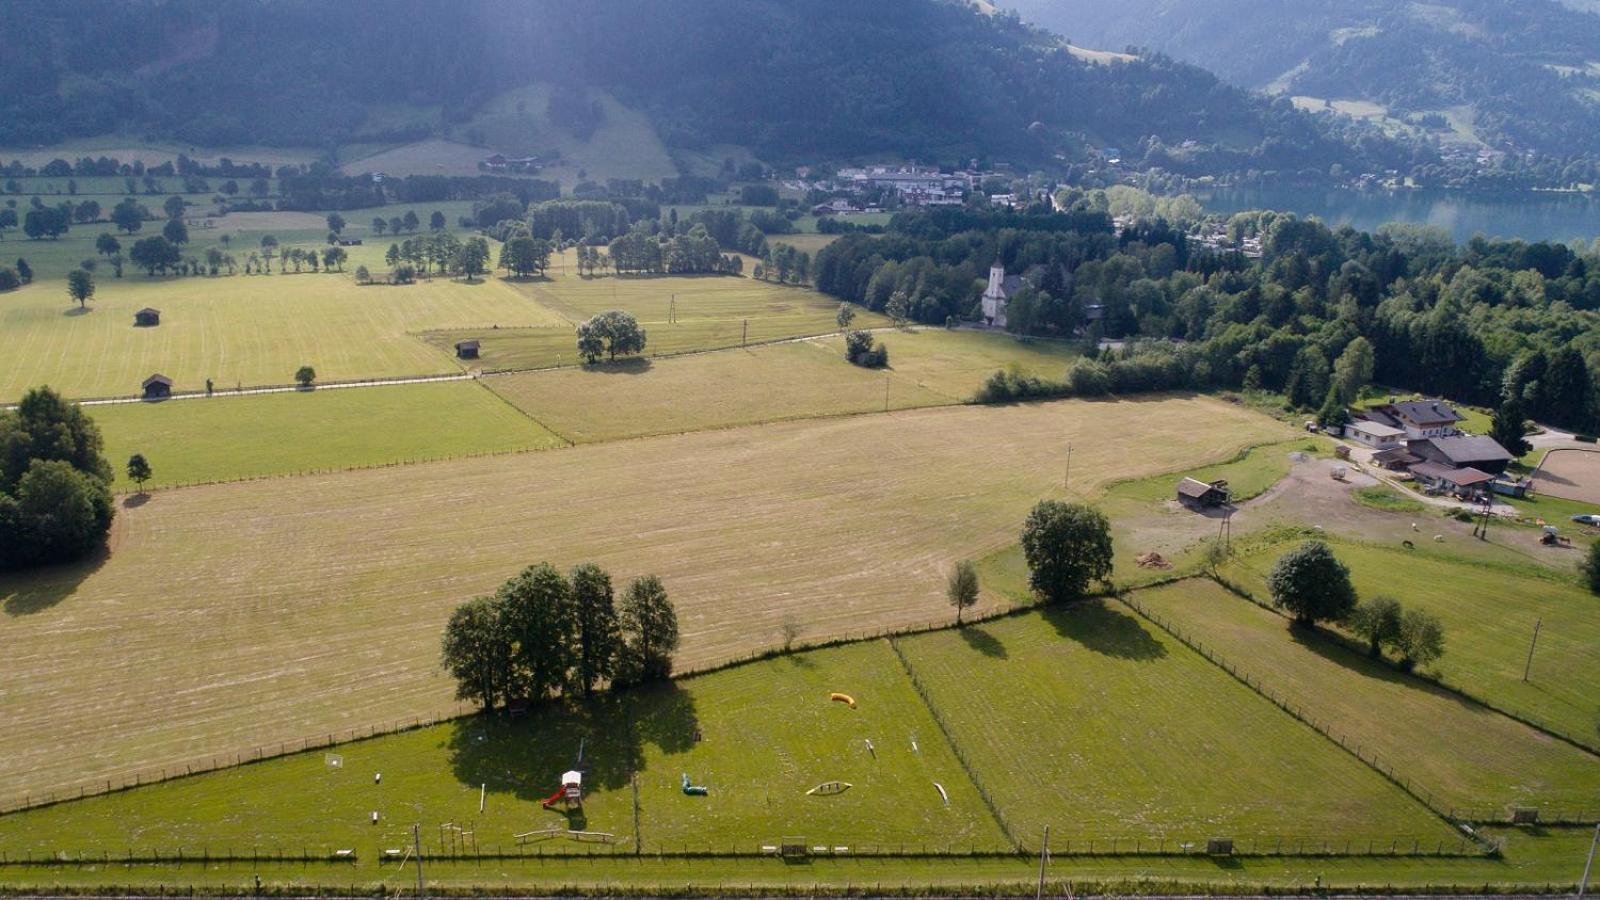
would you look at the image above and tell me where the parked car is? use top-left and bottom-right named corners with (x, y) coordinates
top-left (1570, 514), bottom-right (1600, 525)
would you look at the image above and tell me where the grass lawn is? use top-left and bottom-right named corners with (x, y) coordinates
top-left (1221, 540), bottom-right (1600, 748)
top-left (1351, 484), bottom-right (1430, 515)
top-left (484, 341), bottom-right (952, 443)
top-left (0, 395), bottom-right (1286, 810)
top-left (810, 329), bottom-right (1081, 401)
top-left (1105, 438), bottom-right (1320, 505)
top-left (1134, 579), bottom-right (1600, 818)
top-left (893, 601), bottom-right (1454, 845)
top-left (0, 640), bottom-right (1002, 858)
top-left (0, 271), bottom-right (562, 402)
top-left (91, 381), bottom-right (565, 489)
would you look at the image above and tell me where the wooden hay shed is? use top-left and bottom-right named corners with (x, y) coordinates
top-left (141, 373), bottom-right (173, 399)
top-left (455, 339), bottom-right (481, 360)
top-left (1177, 477), bottom-right (1230, 510)
top-left (134, 307), bottom-right (161, 327)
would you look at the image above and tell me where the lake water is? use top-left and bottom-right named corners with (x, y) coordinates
top-left (1200, 185), bottom-right (1600, 244)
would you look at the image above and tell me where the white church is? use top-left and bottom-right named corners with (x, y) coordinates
top-left (979, 261), bottom-right (1022, 328)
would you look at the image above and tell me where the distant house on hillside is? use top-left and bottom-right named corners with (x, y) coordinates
top-left (133, 307), bottom-right (161, 327)
top-left (141, 373), bottom-right (172, 400)
top-left (980, 262), bottom-right (1022, 328)
top-left (455, 339), bottom-right (481, 360)
top-left (337, 236), bottom-right (363, 246)
top-left (1176, 477), bottom-right (1231, 510)
top-left (1410, 434), bottom-right (1514, 474)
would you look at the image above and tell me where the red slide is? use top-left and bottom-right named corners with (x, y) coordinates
top-left (540, 787), bottom-right (566, 809)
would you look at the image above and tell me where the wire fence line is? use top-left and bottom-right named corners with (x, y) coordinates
top-left (1117, 590), bottom-right (1597, 828)
top-left (0, 832), bottom-right (1487, 868)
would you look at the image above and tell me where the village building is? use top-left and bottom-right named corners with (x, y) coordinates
top-left (1176, 477), bottom-right (1231, 509)
top-left (1409, 434), bottom-right (1514, 474)
top-left (1363, 399), bottom-right (1465, 440)
top-left (141, 373), bottom-right (173, 400)
top-left (1344, 419), bottom-right (1404, 450)
top-left (979, 262), bottom-right (1021, 329)
top-left (133, 307), bottom-right (161, 327)
top-left (1409, 461), bottom-right (1495, 498)
top-left (1370, 447), bottom-right (1422, 471)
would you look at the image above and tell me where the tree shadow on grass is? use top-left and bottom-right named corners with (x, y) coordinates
top-left (123, 492), bottom-right (151, 509)
top-left (582, 357), bottom-right (653, 376)
top-left (0, 544), bottom-right (107, 616)
top-left (958, 625), bottom-right (1007, 659)
top-left (447, 682), bottom-right (699, 805)
top-left (1285, 623), bottom-right (1483, 713)
top-left (62, 307), bottom-right (91, 317)
top-left (1042, 600), bottom-right (1167, 661)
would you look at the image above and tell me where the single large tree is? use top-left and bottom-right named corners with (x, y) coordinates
top-left (576, 310), bottom-right (647, 363)
top-left (66, 269), bottom-right (94, 308)
top-left (497, 563), bottom-right (577, 701)
top-left (129, 236), bottom-right (179, 275)
top-left (95, 233), bottom-right (120, 257)
top-left (1267, 540), bottom-right (1357, 626)
top-left (1490, 396), bottom-right (1532, 458)
top-left (110, 198), bottom-right (145, 234)
top-left (326, 212), bottom-right (345, 236)
top-left (1347, 594), bottom-right (1402, 657)
top-left (441, 596), bottom-right (513, 711)
top-left (618, 574), bottom-right (678, 684)
top-left (947, 560), bottom-right (980, 625)
top-left (1020, 500), bottom-right (1113, 604)
top-left (294, 365), bottom-right (316, 388)
top-left (125, 453), bottom-right (152, 491)
top-left (1394, 608), bottom-right (1446, 671)
top-left (569, 562), bottom-right (622, 695)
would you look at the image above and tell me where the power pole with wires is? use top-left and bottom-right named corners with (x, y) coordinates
top-left (1523, 617), bottom-right (1542, 682)
top-left (1036, 825), bottom-right (1050, 900)
top-left (1063, 444), bottom-right (1074, 492)
top-left (412, 823), bottom-right (425, 899)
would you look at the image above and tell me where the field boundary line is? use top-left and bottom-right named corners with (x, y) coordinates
top-left (466, 376), bottom-right (575, 446)
top-left (885, 637), bottom-right (1022, 852)
top-left (1213, 552), bottom-right (1600, 760)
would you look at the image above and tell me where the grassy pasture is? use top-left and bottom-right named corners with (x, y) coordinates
top-left (1221, 540), bottom-right (1600, 747)
top-left (484, 341), bottom-right (952, 443)
top-left (811, 329), bottom-right (1081, 401)
top-left (1134, 579), bottom-right (1600, 817)
top-left (0, 395), bottom-right (1285, 809)
top-left (894, 601), bottom-right (1454, 844)
top-left (0, 271), bottom-right (561, 401)
top-left (91, 381), bottom-right (565, 489)
top-left (457, 84), bottom-right (679, 187)
top-left (0, 640), bottom-right (1002, 857)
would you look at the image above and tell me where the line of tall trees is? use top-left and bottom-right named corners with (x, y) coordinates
top-left (441, 563), bottom-right (680, 711)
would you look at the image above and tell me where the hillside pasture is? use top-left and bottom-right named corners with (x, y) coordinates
top-left (0, 395), bottom-right (1285, 809)
top-left (484, 341), bottom-right (952, 443)
top-left (0, 640), bottom-right (1003, 857)
top-left (1133, 579), bottom-right (1600, 818)
top-left (1220, 540), bottom-right (1600, 747)
top-left (92, 381), bottom-right (565, 489)
top-left (0, 272), bottom-right (562, 401)
top-left (894, 601), bottom-right (1454, 844)
top-left (810, 329), bottom-right (1081, 401)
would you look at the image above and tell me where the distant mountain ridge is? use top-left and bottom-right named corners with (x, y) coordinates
top-left (1004, 0), bottom-right (1600, 159)
top-left (0, 0), bottom-right (1416, 179)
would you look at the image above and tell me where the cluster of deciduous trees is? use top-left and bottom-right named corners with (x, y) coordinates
top-left (607, 228), bottom-right (741, 276)
top-left (1268, 540), bottom-right (1445, 671)
top-left (576, 310), bottom-right (647, 364)
top-left (0, 387), bottom-right (115, 571)
top-left (440, 563), bottom-right (679, 711)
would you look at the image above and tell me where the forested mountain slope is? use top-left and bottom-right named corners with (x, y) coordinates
top-left (1006, 0), bottom-right (1600, 160)
top-left (1, 0), bottom-right (1416, 177)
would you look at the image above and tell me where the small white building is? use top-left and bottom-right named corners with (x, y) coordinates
top-left (980, 263), bottom-right (1021, 329)
top-left (1345, 419), bottom-right (1405, 450)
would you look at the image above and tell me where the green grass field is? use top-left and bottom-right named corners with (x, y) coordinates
top-left (90, 381), bottom-right (565, 489)
top-left (484, 341), bottom-right (953, 443)
top-left (893, 601), bottom-right (1454, 844)
top-left (811, 329), bottom-right (1081, 401)
top-left (0, 639), bottom-right (1002, 857)
top-left (0, 396), bottom-right (1286, 811)
top-left (1134, 579), bottom-right (1600, 818)
top-left (1221, 540), bottom-right (1600, 747)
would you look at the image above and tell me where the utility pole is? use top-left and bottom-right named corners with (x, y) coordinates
top-left (742, 318), bottom-right (748, 347)
top-left (412, 823), bottom-right (425, 899)
top-left (884, 374), bottom-right (890, 412)
top-left (1036, 825), bottom-right (1050, 900)
top-left (1579, 822), bottom-right (1599, 899)
top-left (1063, 443), bottom-right (1074, 492)
top-left (1523, 617), bottom-right (1542, 682)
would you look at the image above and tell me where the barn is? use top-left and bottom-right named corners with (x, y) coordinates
top-left (1177, 477), bottom-right (1231, 509)
top-left (141, 374), bottom-right (173, 400)
top-left (455, 339), bottom-right (481, 360)
top-left (134, 307), bottom-right (161, 327)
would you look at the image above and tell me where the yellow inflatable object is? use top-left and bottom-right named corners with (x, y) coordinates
top-left (830, 692), bottom-right (856, 709)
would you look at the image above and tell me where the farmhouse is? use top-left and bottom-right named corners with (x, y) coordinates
top-left (455, 339), bottom-right (481, 360)
top-left (980, 262), bottom-right (1021, 328)
top-left (1345, 419), bottom-right (1404, 449)
top-left (1409, 461), bottom-right (1495, 498)
top-left (133, 307), bottom-right (161, 327)
top-left (1365, 399), bottom-right (1465, 440)
top-left (337, 236), bottom-right (363, 246)
top-left (141, 373), bottom-right (173, 399)
top-left (1410, 434), bottom-right (1514, 474)
top-left (1176, 477), bottom-right (1231, 509)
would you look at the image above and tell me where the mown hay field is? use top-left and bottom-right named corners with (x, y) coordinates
top-left (1133, 579), bottom-right (1600, 817)
top-left (1220, 540), bottom-right (1600, 748)
top-left (0, 395), bottom-right (1284, 808)
top-left (92, 381), bottom-right (565, 489)
top-left (893, 601), bottom-right (1454, 845)
top-left (0, 641), bottom-right (1002, 858)
top-left (810, 330), bottom-right (1081, 401)
top-left (0, 274), bottom-right (560, 402)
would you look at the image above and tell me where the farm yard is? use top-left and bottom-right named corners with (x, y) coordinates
top-left (0, 395), bottom-right (1285, 813)
top-left (1530, 448), bottom-right (1600, 504)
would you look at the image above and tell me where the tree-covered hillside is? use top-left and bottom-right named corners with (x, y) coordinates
top-left (1005, 0), bottom-right (1600, 161)
top-left (0, 0), bottom-right (1416, 177)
